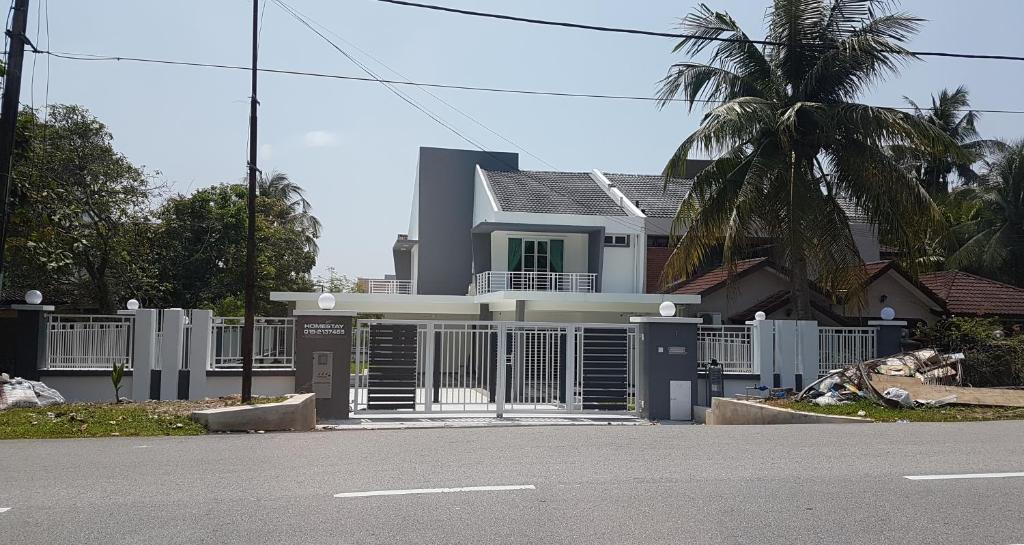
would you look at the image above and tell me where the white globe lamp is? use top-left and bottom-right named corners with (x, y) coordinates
top-left (658, 301), bottom-right (676, 317)
top-left (754, 311), bottom-right (767, 321)
top-left (126, 299), bottom-right (140, 311)
top-left (880, 307), bottom-right (896, 321)
top-left (24, 290), bottom-right (43, 305)
top-left (317, 293), bottom-right (336, 311)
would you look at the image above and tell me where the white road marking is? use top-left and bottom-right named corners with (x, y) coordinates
top-left (334, 484), bottom-right (535, 498)
top-left (904, 472), bottom-right (1024, 481)
top-left (0, 508), bottom-right (11, 513)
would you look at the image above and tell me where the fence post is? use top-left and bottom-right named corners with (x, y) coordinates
top-left (564, 326), bottom-right (577, 412)
top-left (749, 319), bottom-right (774, 388)
top-left (188, 310), bottom-right (213, 400)
top-left (773, 320), bottom-right (798, 389)
top-left (159, 309), bottom-right (185, 400)
top-left (796, 320), bottom-right (819, 389)
top-left (495, 324), bottom-right (507, 418)
top-left (131, 309), bottom-right (158, 401)
top-left (423, 323), bottom-right (434, 413)
top-left (7, 303), bottom-right (52, 380)
top-left (869, 320), bottom-right (904, 357)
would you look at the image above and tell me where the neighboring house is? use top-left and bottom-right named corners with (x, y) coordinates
top-left (918, 271), bottom-right (1024, 322)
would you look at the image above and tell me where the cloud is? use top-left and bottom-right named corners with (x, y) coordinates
top-left (304, 130), bottom-right (340, 148)
top-left (259, 143), bottom-right (273, 161)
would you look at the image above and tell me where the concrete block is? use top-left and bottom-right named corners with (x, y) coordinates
top-left (191, 393), bottom-right (316, 432)
top-left (708, 398), bottom-right (872, 425)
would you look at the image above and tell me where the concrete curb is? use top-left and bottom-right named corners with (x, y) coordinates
top-left (318, 418), bottom-right (650, 431)
top-left (191, 393), bottom-right (316, 432)
top-left (707, 398), bottom-right (872, 425)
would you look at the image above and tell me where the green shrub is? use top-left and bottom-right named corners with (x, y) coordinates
top-left (915, 318), bottom-right (1024, 387)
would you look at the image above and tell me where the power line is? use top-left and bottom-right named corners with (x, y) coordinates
top-left (30, 49), bottom-right (1024, 116)
top-left (373, 0), bottom-right (1024, 63)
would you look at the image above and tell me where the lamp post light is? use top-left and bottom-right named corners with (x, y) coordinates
top-left (24, 290), bottom-right (42, 305)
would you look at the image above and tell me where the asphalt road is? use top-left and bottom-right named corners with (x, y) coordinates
top-left (2, 421), bottom-right (1023, 544)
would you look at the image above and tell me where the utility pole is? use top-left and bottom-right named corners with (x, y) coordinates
top-left (0, 0), bottom-right (31, 292)
top-left (241, 0), bottom-right (258, 403)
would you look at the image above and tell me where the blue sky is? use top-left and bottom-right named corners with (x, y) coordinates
top-left (26, 0), bottom-right (1024, 279)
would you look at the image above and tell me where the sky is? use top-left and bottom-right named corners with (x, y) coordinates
top-left (22, 0), bottom-right (1024, 280)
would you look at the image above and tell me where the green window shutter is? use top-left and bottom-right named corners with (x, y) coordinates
top-left (508, 237), bottom-right (523, 271)
top-left (550, 239), bottom-right (564, 273)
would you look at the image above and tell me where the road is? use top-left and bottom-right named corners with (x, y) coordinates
top-left (2, 421), bottom-right (1023, 544)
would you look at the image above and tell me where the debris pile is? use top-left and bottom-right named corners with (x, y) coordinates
top-left (797, 350), bottom-right (965, 409)
top-left (0, 373), bottom-right (66, 410)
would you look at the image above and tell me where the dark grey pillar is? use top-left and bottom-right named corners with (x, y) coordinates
top-left (870, 320), bottom-right (906, 357)
top-left (6, 305), bottom-right (52, 380)
top-left (293, 310), bottom-right (355, 421)
top-left (631, 316), bottom-right (700, 421)
top-left (514, 300), bottom-right (526, 321)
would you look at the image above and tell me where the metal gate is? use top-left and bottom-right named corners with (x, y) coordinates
top-left (352, 320), bottom-right (638, 416)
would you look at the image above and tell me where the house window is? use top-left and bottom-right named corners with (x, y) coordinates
top-left (508, 237), bottom-right (564, 273)
top-left (604, 234), bottom-right (630, 247)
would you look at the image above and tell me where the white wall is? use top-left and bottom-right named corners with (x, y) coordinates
top-left (601, 236), bottom-right (643, 293)
top-left (473, 168), bottom-right (499, 225)
top-left (40, 374), bottom-right (295, 402)
top-left (684, 268), bottom-right (790, 321)
top-left (206, 376), bottom-right (295, 398)
top-left (841, 270), bottom-right (938, 323)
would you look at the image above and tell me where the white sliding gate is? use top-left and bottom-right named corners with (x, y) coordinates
top-left (352, 320), bottom-right (638, 416)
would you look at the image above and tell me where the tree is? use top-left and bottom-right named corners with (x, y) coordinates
top-left (5, 105), bottom-right (158, 312)
top-left (947, 141), bottom-right (1024, 286)
top-left (151, 182), bottom-right (318, 315)
top-left (898, 86), bottom-right (1004, 195)
top-left (258, 170), bottom-right (321, 253)
top-left (657, 0), bottom-right (960, 318)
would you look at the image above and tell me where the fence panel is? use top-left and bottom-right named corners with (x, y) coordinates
top-left (819, 327), bottom-right (877, 376)
top-left (45, 315), bottom-right (134, 370)
top-left (211, 317), bottom-right (295, 369)
top-left (697, 325), bottom-right (753, 373)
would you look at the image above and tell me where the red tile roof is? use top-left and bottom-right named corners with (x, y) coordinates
top-left (918, 271), bottom-right (1024, 318)
top-left (672, 258), bottom-right (769, 295)
top-left (645, 247), bottom-right (674, 293)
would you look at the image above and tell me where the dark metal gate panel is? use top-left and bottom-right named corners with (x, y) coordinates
top-left (367, 324), bottom-right (418, 410)
top-left (579, 328), bottom-right (629, 411)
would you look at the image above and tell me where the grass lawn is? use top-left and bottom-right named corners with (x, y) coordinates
top-left (0, 396), bottom-right (287, 440)
top-left (775, 398), bottom-right (1024, 423)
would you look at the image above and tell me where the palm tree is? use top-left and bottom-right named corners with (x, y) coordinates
top-left (899, 86), bottom-right (1004, 195)
top-left (657, 0), bottom-right (960, 318)
top-left (257, 170), bottom-right (322, 253)
top-left (948, 141), bottom-right (1024, 286)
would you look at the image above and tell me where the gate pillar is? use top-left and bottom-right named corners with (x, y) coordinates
top-left (293, 310), bottom-right (355, 421)
top-left (630, 316), bottom-right (700, 421)
top-left (1, 302), bottom-right (53, 380)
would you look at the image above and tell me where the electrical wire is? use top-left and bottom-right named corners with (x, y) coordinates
top-left (29, 49), bottom-right (1024, 116)
top-left (372, 0), bottom-right (1024, 63)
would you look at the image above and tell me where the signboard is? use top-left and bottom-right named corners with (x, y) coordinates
top-left (312, 351), bottom-right (333, 399)
top-left (301, 322), bottom-right (346, 338)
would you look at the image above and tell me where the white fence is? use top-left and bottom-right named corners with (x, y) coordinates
top-left (45, 314), bottom-right (135, 370)
top-left (819, 327), bottom-right (877, 376)
top-left (211, 316), bottom-right (295, 369)
top-left (365, 279), bottom-right (414, 294)
top-left (475, 271), bottom-right (598, 294)
top-left (698, 325), bottom-right (753, 373)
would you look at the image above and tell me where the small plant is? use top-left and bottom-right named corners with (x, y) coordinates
top-left (111, 362), bottom-right (126, 403)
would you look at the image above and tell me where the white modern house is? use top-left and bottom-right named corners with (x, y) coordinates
top-left (272, 147), bottom-right (702, 322)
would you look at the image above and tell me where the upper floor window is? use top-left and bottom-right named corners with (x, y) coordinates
top-left (604, 234), bottom-right (630, 247)
top-left (508, 237), bottom-right (564, 273)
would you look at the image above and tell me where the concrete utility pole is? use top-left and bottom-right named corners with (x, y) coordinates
top-left (241, 0), bottom-right (259, 402)
top-left (0, 0), bottom-right (31, 292)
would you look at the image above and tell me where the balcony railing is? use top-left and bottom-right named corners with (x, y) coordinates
top-left (475, 271), bottom-right (597, 294)
top-left (365, 279), bottom-right (414, 294)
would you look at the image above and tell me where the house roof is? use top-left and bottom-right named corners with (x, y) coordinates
top-left (671, 258), bottom-right (770, 295)
top-left (602, 173), bottom-right (693, 218)
top-left (918, 271), bottom-right (1024, 318)
top-left (481, 169), bottom-right (627, 216)
top-left (836, 197), bottom-right (870, 223)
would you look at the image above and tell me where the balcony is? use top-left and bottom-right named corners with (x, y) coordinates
top-left (364, 279), bottom-right (414, 295)
top-left (475, 271), bottom-right (597, 294)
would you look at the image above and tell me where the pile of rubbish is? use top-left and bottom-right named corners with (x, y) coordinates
top-left (0, 373), bottom-right (65, 410)
top-left (797, 349), bottom-right (964, 409)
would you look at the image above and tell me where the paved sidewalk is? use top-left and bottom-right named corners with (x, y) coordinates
top-left (318, 413), bottom-right (650, 430)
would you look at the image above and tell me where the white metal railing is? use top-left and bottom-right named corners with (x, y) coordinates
top-left (365, 279), bottom-right (414, 294)
top-left (211, 317), bottom-right (295, 369)
top-left (475, 271), bottom-right (598, 294)
top-left (698, 325), bottom-right (753, 373)
top-left (45, 314), bottom-right (134, 370)
top-left (819, 326), bottom-right (877, 376)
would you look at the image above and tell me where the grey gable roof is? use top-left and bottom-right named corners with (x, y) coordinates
top-left (482, 169), bottom-right (627, 216)
top-left (603, 173), bottom-right (692, 218)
